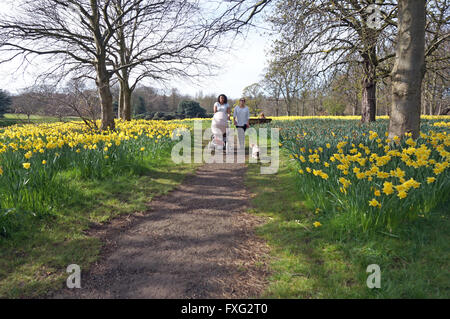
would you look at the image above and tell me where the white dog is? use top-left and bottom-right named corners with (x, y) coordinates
top-left (250, 143), bottom-right (260, 159)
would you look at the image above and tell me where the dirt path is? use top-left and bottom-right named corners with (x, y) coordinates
top-left (51, 161), bottom-right (270, 299)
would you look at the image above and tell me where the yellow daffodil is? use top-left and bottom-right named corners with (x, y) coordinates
top-left (383, 182), bottom-right (394, 195)
top-left (397, 190), bottom-right (407, 199)
top-left (369, 198), bottom-right (381, 208)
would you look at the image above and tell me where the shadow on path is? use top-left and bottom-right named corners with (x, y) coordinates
top-left (51, 162), bottom-right (270, 299)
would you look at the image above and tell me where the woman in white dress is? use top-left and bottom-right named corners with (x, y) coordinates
top-left (212, 94), bottom-right (230, 150)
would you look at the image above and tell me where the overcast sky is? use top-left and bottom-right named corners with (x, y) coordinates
top-left (0, 1), bottom-right (273, 99)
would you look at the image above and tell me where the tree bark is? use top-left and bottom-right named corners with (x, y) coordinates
top-left (118, 84), bottom-right (124, 119)
top-left (116, 1), bottom-right (133, 122)
top-left (90, 0), bottom-right (115, 130)
top-left (361, 48), bottom-right (377, 123)
top-left (430, 72), bottom-right (437, 115)
top-left (388, 0), bottom-right (426, 139)
top-left (120, 80), bottom-right (133, 121)
top-left (97, 67), bottom-right (115, 130)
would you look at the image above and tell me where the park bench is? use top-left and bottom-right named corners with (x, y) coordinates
top-left (249, 118), bottom-right (272, 125)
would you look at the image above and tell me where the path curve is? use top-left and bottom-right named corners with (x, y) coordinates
top-left (52, 162), bottom-right (270, 299)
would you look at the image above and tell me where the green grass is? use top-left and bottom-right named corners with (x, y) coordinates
top-left (246, 150), bottom-right (450, 298)
top-left (0, 147), bottom-right (199, 298)
top-left (1, 114), bottom-right (81, 127)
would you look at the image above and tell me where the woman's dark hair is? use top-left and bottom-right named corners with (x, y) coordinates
top-left (217, 94), bottom-right (228, 104)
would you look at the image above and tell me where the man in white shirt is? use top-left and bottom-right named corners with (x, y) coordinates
top-left (234, 98), bottom-right (250, 150)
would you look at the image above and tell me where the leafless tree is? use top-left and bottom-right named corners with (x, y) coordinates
top-left (12, 92), bottom-right (41, 123)
top-left (110, 1), bottom-right (217, 120)
top-left (0, 0), bottom-right (276, 129)
top-left (263, 53), bottom-right (310, 116)
top-left (267, 0), bottom-right (399, 122)
top-left (0, 0), bottom-right (131, 129)
top-left (261, 71), bottom-right (282, 117)
top-left (266, 0), bottom-right (449, 122)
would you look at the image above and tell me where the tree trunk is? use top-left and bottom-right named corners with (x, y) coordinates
top-left (91, 0), bottom-right (114, 130)
top-left (97, 75), bottom-right (115, 130)
top-left (361, 51), bottom-right (377, 123)
top-left (115, 0), bottom-right (133, 121)
top-left (118, 85), bottom-right (124, 119)
top-left (96, 60), bottom-right (115, 130)
top-left (430, 72), bottom-right (437, 115)
top-left (388, 0), bottom-right (426, 139)
top-left (120, 80), bottom-right (132, 121)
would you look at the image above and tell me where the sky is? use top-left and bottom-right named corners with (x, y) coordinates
top-left (0, 1), bottom-right (273, 100)
top-left (170, 31), bottom-right (271, 99)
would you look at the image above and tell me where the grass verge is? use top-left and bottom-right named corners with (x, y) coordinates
top-left (246, 150), bottom-right (449, 298)
top-left (0, 154), bottom-right (199, 298)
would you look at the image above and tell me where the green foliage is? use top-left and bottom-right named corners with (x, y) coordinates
top-left (177, 100), bottom-right (206, 118)
top-left (0, 150), bottom-right (199, 298)
top-left (0, 90), bottom-right (12, 118)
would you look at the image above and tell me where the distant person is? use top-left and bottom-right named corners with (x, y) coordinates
top-left (234, 98), bottom-right (250, 150)
top-left (259, 112), bottom-right (266, 119)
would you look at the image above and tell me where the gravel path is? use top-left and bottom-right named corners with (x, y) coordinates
top-left (52, 162), bottom-right (270, 299)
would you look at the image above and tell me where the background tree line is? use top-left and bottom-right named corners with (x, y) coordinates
top-left (0, 81), bottom-right (230, 122)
